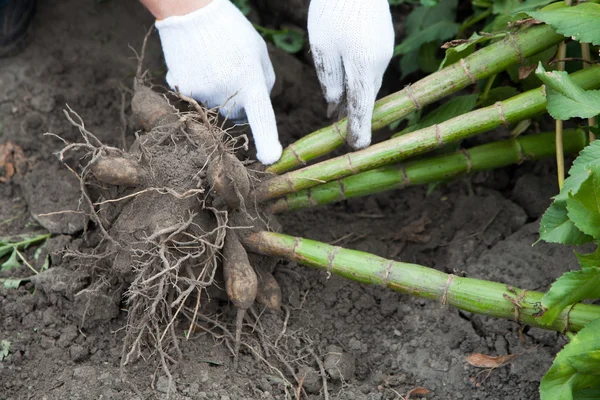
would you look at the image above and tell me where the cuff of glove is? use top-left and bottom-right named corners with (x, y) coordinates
top-left (155, 0), bottom-right (232, 31)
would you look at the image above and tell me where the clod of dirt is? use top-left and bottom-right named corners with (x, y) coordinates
top-left (298, 365), bottom-right (321, 394)
top-left (73, 290), bottom-right (120, 327)
top-left (324, 345), bottom-right (356, 382)
top-left (21, 162), bottom-right (89, 234)
top-left (69, 344), bottom-right (88, 361)
top-left (30, 267), bottom-right (89, 301)
top-left (45, 235), bottom-right (72, 265)
top-left (512, 173), bottom-right (557, 219)
top-left (156, 375), bottom-right (177, 394)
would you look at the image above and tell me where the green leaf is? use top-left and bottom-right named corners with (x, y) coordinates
top-left (1, 249), bottom-right (20, 271)
top-left (574, 389), bottom-right (600, 400)
top-left (538, 202), bottom-right (592, 246)
top-left (567, 350), bottom-right (600, 375)
top-left (484, 14), bottom-right (512, 32)
top-left (576, 246), bottom-right (600, 269)
top-left (439, 32), bottom-right (505, 69)
top-left (271, 30), bottom-right (304, 54)
top-left (400, 50), bottom-right (420, 77)
top-left (0, 340), bottom-right (10, 361)
top-left (493, 0), bottom-right (521, 15)
top-left (1, 278), bottom-right (24, 289)
top-left (394, 20), bottom-right (460, 56)
top-left (478, 86), bottom-right (520, 107)
top-left (511, 0), bottom-right (559, 14)
top-left (418, 42), bottom-right (441, 73)
top-left (439, 42), bottom-right (475, 70)
top-left (540, 268), bottom-right (600, 324)
top-left (541, 318), bottom-right (600, 400)
top-left (0, 243), bottom-right (14, 259)
top-left (536, 63), bottom-right (600, 120)
top-left (396, 0), bottom-right (459, 69)
top-left (400, 94), bottom-right (478, 135)
top-left (528, 3), bottom-right (600, 46)
top-left (556, 141), bottom-right (600, 203)
top-left (567, 171), bottom-right (600, 239)
top-left (406, 0), bottom-right (458, 35)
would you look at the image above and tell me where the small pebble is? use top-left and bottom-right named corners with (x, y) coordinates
top-left (69, 344), bottom-right (88, 362)
top-left (324, 345), bottom-right (355, 382)
top-left (297, 365), bottom-right (321, 394)
top-left (156, 375), bottom-right (176, 394)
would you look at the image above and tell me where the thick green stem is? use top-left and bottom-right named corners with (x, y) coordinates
top-left (244, 232), bottom-right (600, 333)
top-left (269, 129), bottom-right (587, 213)
top-left (255, 65), bottom-right (600, 202)
top-left (267, 24), bottom-right (564, 175)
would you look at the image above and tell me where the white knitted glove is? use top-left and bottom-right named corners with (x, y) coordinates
top-left (155, 0), bottom-right (282, 165)
top-left (308, 0), bottom-right (394, 149)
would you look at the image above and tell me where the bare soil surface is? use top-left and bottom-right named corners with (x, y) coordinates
top-left (0, 1), bottom-right (578, 399)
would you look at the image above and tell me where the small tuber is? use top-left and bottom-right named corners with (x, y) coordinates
top-left (222, 232), bottom-right (257, 369)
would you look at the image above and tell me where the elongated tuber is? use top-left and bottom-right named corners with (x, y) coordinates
top-left (222, 233), bottom-right (257, 369)
top-left (131, 84), bottom-right (179, 131)
top-left (250, 254), bottom-right (282, 311)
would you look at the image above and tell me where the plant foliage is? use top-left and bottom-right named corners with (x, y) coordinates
top-left (540, 319), bottom-right (600, 400)
top-left (537, 62), bottom-right (600, 400)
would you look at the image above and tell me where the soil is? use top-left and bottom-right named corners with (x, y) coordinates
top-left (0, 1), bottom-right (580, 399)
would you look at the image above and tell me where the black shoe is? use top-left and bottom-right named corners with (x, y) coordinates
top-left (0, 0), bottom-right (36, 57)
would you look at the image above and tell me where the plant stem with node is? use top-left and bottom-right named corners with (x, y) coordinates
top-left (267, 24), bottom-right (565, 175)
top-left (254, 65), bottom-right (600, 203)
top-left (244, 232), bottom-right (600, 333)
top-left (268, 129), bottom-right (588, 213)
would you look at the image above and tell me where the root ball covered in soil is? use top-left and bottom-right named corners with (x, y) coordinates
top-left (51, 66), bottom-right (281, 373)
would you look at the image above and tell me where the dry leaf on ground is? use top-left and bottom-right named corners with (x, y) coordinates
top-left (406, 386), bottom-right (430, 399)
top-left (0, 141), bottom-right (27, 183)
top-left (466, 353), bottom-right (517, 369)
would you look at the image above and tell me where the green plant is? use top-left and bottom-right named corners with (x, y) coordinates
top-left (0, 233), bottom-right (51, 289)
top-left (253, 24), bottom-right (305, 54)
top-left (235, 2), bottom-right (600, 397)
top-left (232, 0), bottom-right (306, 54)
top-left (536, 139), bottom-right (600, 399)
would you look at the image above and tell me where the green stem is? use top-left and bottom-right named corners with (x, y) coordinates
top-left (458, 8), bottom-right (493, 37)
top-left (269, 129), bottom-right (587, 213)
top-left (0, 233), bottom-right (52, 258)
top-left (581, 42), bottom-right (596, 142)
top-left (244, 232), bottom-right (600, 333)
top-left (267, 24), bottom-right (564, 175)
top-left (477, 74), bottom-right (497, 107)
top-left (555, 34), bottom-right (569, 190)
top-left (255, 65), bottom-right (600, 202)
top-left (556, 120), bottom-right (565, 190)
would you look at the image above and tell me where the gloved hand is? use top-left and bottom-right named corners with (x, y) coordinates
top-left (155, 0), bottom-right (282, 165)
top-left (308, 0), bottom-right (394, 149)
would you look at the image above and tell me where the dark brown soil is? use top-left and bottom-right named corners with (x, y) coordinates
top-left (0, 1), bottom-right (577, 399)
